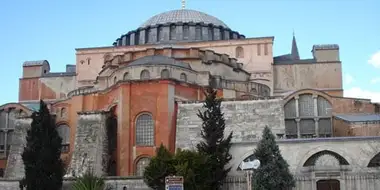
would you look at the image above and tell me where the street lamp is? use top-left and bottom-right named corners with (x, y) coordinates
top-left (240, 159), bottom-right (260, 190)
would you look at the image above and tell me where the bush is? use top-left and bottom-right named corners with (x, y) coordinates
top-left (72, 170), bottom-right (107, 190)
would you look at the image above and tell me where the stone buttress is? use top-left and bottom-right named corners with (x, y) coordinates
top-left (4, 117), bottom-right (32, 178)
top-left (66, 111), bottom-right (109, 177)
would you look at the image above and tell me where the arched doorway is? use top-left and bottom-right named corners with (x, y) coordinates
top-left (317, 179), bottom-right (340, 190)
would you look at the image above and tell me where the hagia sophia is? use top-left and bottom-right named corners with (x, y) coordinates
top-left (0, 3), bottom-right (379, 190)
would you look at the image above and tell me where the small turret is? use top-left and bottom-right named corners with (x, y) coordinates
top-left (22, 60), bottom-right (50, 78)
top-left (312, 44), bottom-right (340, 62)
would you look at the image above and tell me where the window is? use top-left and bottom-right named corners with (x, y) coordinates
top-left (135, 157), bottom-right (151, 176)
top-left (250, 88), bottom-right (257, 95)
top-left (60, 107), bottom-right (67, 118)
top-left (208, 27), bottom-right (213, 40)
top-left (145, 28), bottom-right (151, 43)
top-left (114, 76), bottom-right (117, 84)
top-left (183, 25), bottom-right (189, 40)
top-left (195, 25), bottom-right (202, 40)
top-left (236, 46), bottom-right (244, 58)
top-left (158, 26), bottom-right (163, 41)
top-left (123, 72), bottom-right (129, 80)
top-left (135, 113), bottom-right (154, 146)
top-left (57, 124), bottom-right (70, 152)
top-left (170, 25), bottom-right (176, 40)
top-left (284, 94), bottom-right (332, 139)
top-left (0, 132), bottom-right (5, 151)
top-left (264, 44), bottom-right (268, 55)
top-left (180, 73), bottom-right (187, 82)
top-left (160, 69), bottom-right (170, 79)
top-left (257, 44), bottom-right (261, 56)
top-left (0, 109), bottom-right (16, 155)
top-left (87, 58), bottom-right (91, 65)
top-left (140, 70), bottom-right (150, 80)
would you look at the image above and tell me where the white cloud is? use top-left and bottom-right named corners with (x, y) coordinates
top-left (344, 73), bottom-right (355, 85)
top-left (370, 77), bottom-right (380, 84)
top-left (344, 87), bottom-right (380, 103)
top-left (368, 51), bottom-right (380, 68)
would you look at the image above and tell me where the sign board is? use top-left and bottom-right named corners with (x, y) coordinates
top-left (165, 176), bottom-right (184, 190)
top-left (241, 159), bottom-right (260, 170)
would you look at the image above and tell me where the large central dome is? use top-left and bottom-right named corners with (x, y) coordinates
top-left (140, 9), bottom-right (229, 28)
top-left (113, 8), bottom-right (245, 46)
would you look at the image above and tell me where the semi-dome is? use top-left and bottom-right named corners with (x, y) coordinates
top-left (140, 9), bottom-right (229, 28)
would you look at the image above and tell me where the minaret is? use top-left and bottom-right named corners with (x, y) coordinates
top-left (181, 0), bottom-right (186, 9)
top-left (291, 31), bottom-right (300, 60)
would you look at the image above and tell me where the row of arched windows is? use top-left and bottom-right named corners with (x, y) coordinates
top-left (113, 69), bottom-right (188, 84)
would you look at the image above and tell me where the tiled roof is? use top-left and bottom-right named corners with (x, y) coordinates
top-left (23, 60), bottom-right (49, 67)
top-left (334, 114), bottom-right (380, 122)
top-left (140, 9), bottom-right (229, 28)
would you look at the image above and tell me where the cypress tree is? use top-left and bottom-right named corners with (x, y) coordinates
top-left (196, 88), bottom-right (233, 190)
top-left (21, 100), bottom-right (64, 190)
top-left (252, 126), bottom-right (295, 190)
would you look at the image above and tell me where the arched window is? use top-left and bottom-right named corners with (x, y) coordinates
top-left (0, 109), bottom-right (18, 154)
top-left (183, 25), bottom-right (189, 40)
top-left (160, 69), bottom-right (170, 79)
top-left (303, 150), bottom-right (349, 167)
top-left (368, 152), bottom-right (380, 167)
top-left (208, 27), bottom-right (213, 40)
top-left (113, 76), bottom-right (117, 84)
top-left (236, 46), bottom-right (244, 58)
top-left (170, 25), bottom-right (176, 40)
top-left (180, 73), bottom-right (187, 82)
top-left (135, 113), bottom-right (154, 146)
top-left (195, 25), bottom-right (202, 40)
top-left (123, 72), bottom-right (129, 80)
top-left (284, 93), bottom-right (332, 139)
top-left (57, 124), bottom-right (70, 152)
top-left (60, 107), bottom-right (67, 118)
top-left (158, 26), bottom-right (163, 41)
top-left (135, 157), bottom-right (150, 176)
top-left (140, 70), bottom-right (150, 80)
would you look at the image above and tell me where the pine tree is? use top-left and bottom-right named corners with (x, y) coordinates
top-left (252, 126), bottom-right (295, 190)
top-left (21, 100), bottom-right (64, 190)
top-left (196, 88), bottom-right (233, 190)
top-left (143, 144), bottom-right (176, 190)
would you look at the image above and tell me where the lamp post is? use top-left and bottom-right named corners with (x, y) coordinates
top-left (240, 159), bottom-right (260, 190)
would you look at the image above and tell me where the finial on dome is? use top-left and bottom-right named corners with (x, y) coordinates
top-left (181, 0), bottom-right (186, 9)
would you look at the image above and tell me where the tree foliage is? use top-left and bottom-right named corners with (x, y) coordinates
top-left (196, 88), bottom-right (233, 189)
top-left (252, 126), bottom-right (295, 190)
top-left (143, 145), bottom-right (210, 190)
top-left (21, 100), bottom-right (65, 190)
top-left (143, 144), bottom-right (176, 190)
top-left (174, 149), bottom-right (208, 190)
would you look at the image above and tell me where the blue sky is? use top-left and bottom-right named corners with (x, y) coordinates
top-left (0, 0), bottom-right (379, 104)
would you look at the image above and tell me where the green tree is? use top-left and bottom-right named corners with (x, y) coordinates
top-left (21, 100), bottom-right (65, 190)
top-left (143, 144), bottom-right (176, 190)
top-left (252, 126), bottom-right (295, 190)
top-left (174, 149), bottom-right (208, 190)
top-left (196, 88), bottom-right (233, 190)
